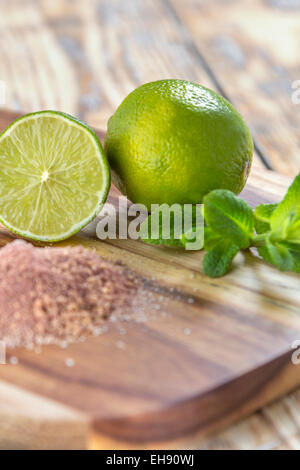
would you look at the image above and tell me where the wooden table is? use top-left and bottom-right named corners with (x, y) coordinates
top-left (0, 0), bottom-right (299, 450)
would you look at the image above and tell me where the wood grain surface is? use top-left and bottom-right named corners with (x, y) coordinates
top-left (0, 0), bottom-right (299, 450)
top-left (0, 0), bottom-right (292, 171)
top-left (169, 0), bottom-right (300, 175)
top-left (0, 110), bottom-right (300, 449)
top-left (1, 0), bottom-right (299, 173)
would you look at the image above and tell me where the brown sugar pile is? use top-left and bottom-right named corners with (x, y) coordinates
top-left (0, 240), bottom-right (138, 348)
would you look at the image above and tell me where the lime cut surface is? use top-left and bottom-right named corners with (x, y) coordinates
top-left (0, 111), bottom-right (110, 241)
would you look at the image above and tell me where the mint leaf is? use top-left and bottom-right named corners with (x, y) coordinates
top-left (254, 203), bottom-right (278, 234)
top-left (285, 213), bottom-right (300, 244)
top-left (271, 173), bottom-right (300, 227)
top-left (203, 226), bottom-right (222, 251)
top-left (203, 190), bottom-right (254, 249)
top-left (139, 204), bottom-right (203, 249)
top-left (292, 251), bottom-right (300, 273)
top-left (203, 240), bottom-right (240, 278)
top-left (270, 173), bottom-right (300, 241)
top-left (258, 240), bottom-right (300, 273)
top-left (139, 213), bottom-right (184, 247)
top-left (280, 242), bottom-right (300, 273)
top-left (260, 239), bottom-right (295, 272)
top-left (282, 241), bottom-right (300, 253)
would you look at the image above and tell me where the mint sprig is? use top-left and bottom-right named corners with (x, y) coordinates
top-left (254, 203), bottom-right (278, 234)
top-left (138, 172), bottom-right (300, 277)
top-left (203, 240), bottom-right (240, 278)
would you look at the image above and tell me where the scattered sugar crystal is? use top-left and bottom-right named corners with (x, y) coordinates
top-left (93, 327), bottom-right (103, 336)
top-left (65, 358), bottom-right (75, 367)
top-left (9, 356), bottom-right (19, 365)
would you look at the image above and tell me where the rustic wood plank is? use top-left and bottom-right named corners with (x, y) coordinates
top-left (0, 0), bottom-right (264, 169)
top-left (89, 387), bottom-right (300, 450)
top-left (168, 0), bottom-right (300, 175)
top-left (0, 1), bottom-right (78, 115)
top-left (0, 382), bottom-right (89, 450)
top-left (197, 387), bottom-right (300, 450)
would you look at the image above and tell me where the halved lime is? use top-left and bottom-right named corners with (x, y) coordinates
top-left (0, 111), bottom-right (110, 241)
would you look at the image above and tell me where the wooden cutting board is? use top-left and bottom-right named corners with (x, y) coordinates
top-left (0, 109), bottom-right (299, 450)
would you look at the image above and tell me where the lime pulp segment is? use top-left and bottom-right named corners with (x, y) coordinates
top-left (0, 111), bottom-right (110, 241)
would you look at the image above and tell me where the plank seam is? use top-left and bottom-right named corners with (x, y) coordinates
top-left (162, 0), bottom-right (274, 170)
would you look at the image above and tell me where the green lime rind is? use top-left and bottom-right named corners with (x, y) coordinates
top-left (0, 110), bottom-right (110, 242)
top-left (105, 79), bottom-right (253, 211)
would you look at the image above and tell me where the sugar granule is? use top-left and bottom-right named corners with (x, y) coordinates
top-left (0, 240), bottom-right (138, 348)
top-left (9, 356), bottom-right (19, 365)
top-left (65, 358), bottom-right (75, 367)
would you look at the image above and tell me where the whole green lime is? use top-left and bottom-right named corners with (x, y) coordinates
top-left (105, 80), bottom-right (253, 211)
